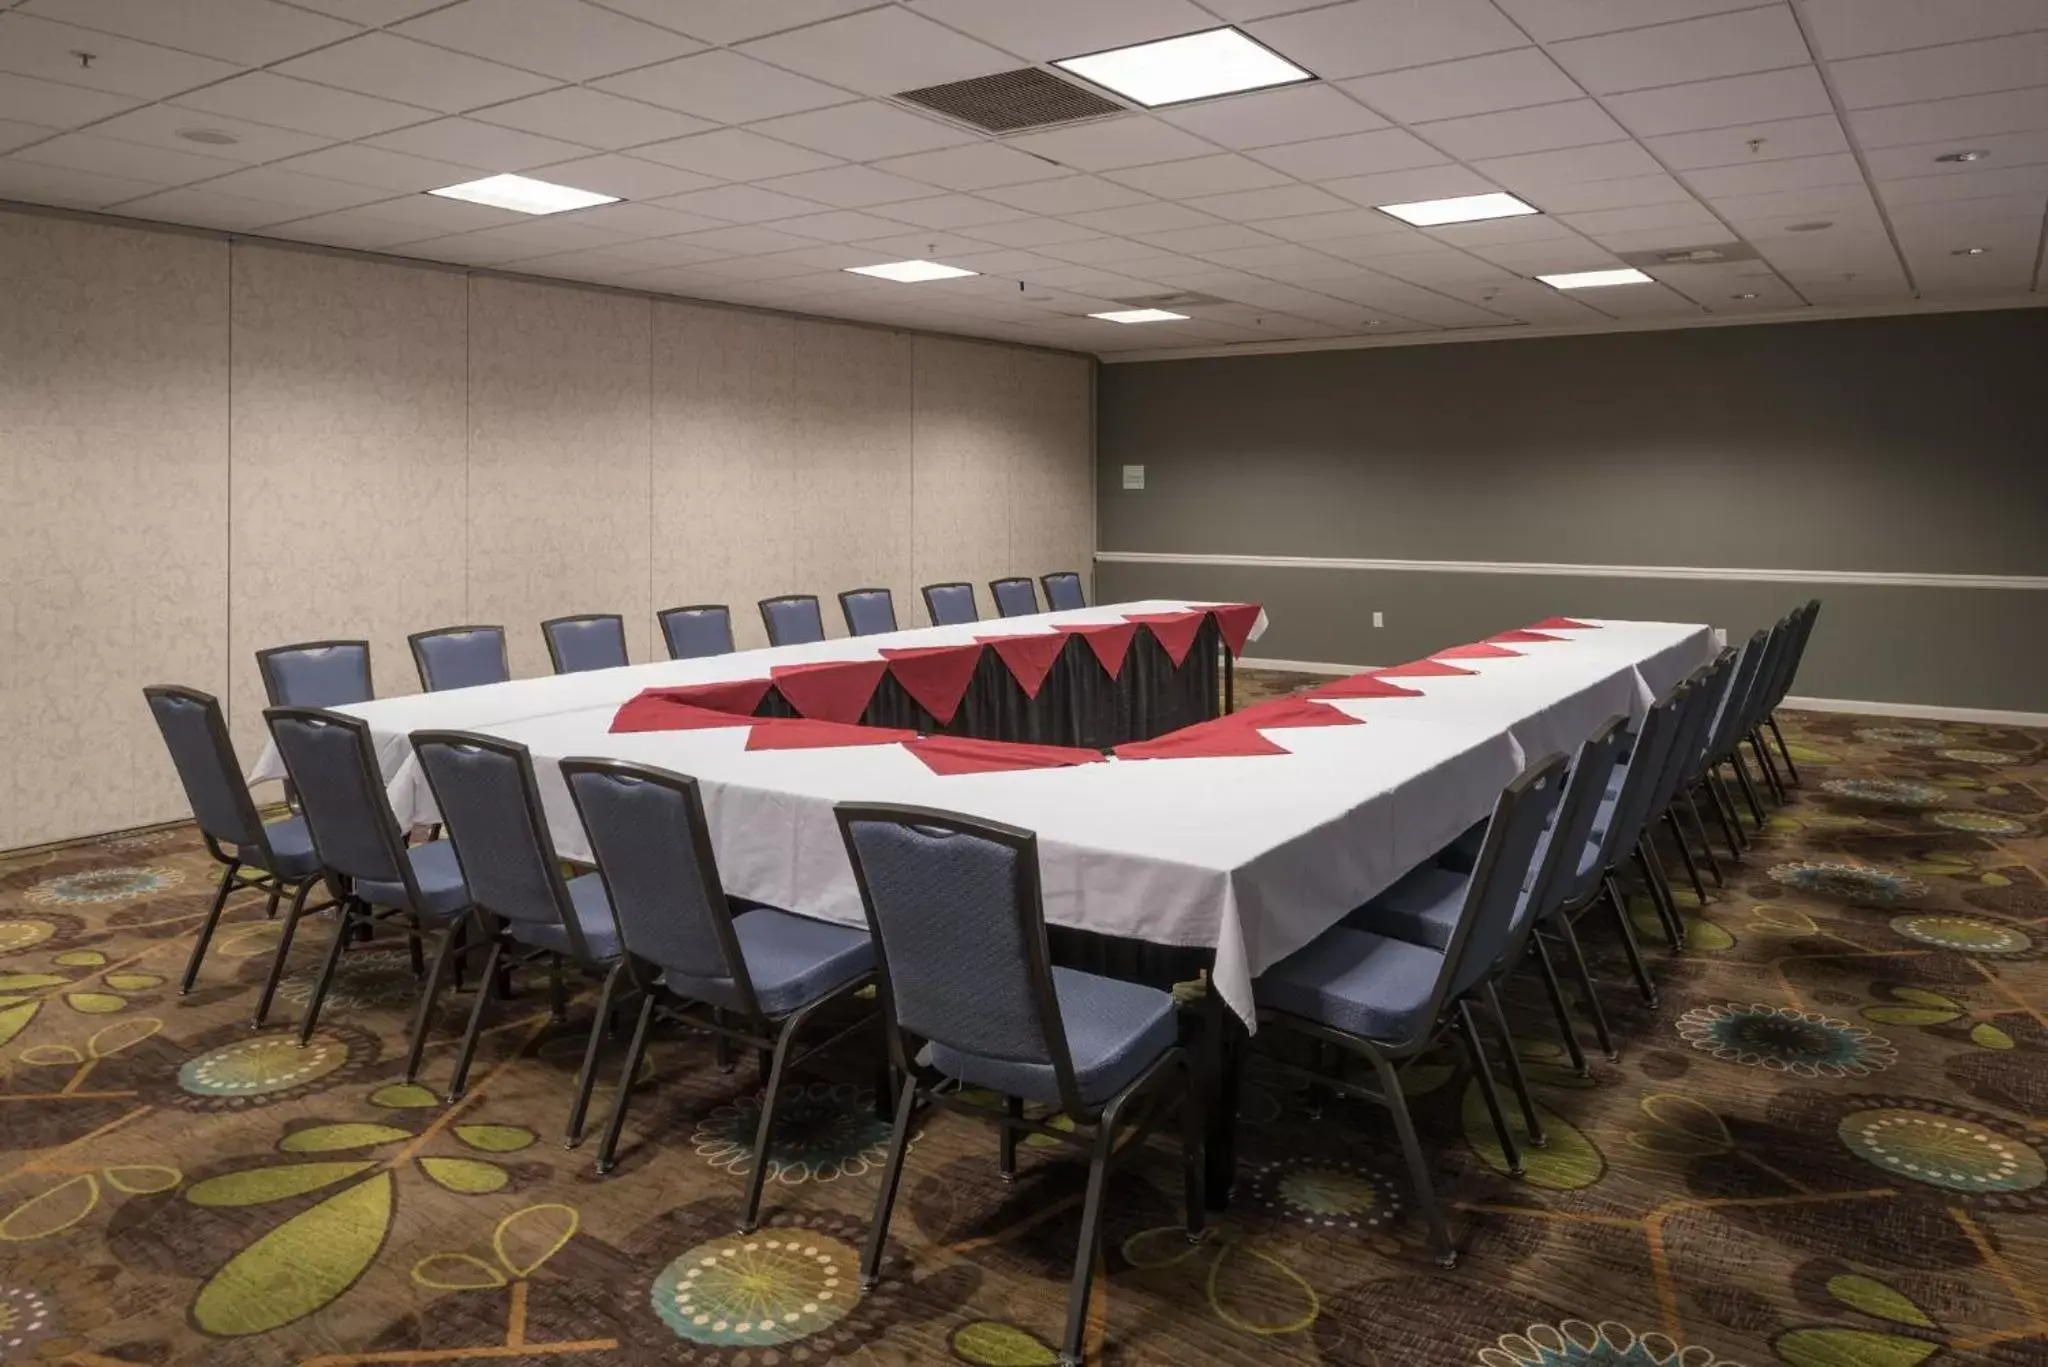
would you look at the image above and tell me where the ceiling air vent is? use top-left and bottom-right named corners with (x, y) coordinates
top-left (1618, 242), bottom-right (1761, 268)
top-left (896, 68), bottom-right (1124, 134)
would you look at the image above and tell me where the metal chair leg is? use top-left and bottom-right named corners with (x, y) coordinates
top-left (1456, 1001), bottom-right (1522, 1176)
top-left (180, 860), bottom-right (241, 993)
top-left (1729, 756), bottom-right (1768, 828)
top-left (596, 993), bottom-right (658, 1175)
top-left (296, 898), bottom-right (357, 1046)
top-left (1664, 810), bottom-right (1708, 906)
top-left (1482, 983), bottom-right (1546, 1148)
top-left (1634, 839), bottom-right (1685, 952)
top-left (1367, 1049), bottom-right (1454, 1268)
top-left (403, 920), bottom-right (464, 1083)
top-left (999, 1094), bottom-right (1023, 1181)
top-left (1750, 731), bottom-right (1786, 803)
top-left (564, 962), bottom-right (623, 1148)
top-left (1529, 935), bottom-right (1589, 1076)
top-left (1708, 770), bottom-right (1748, 854)
top-left (1059, 1115), bottom-right (1121, 1367)
top-left (1555, 915), bottom-right (1618, 1060)
top-left (253, 878), bottom-right (314, 1027)
top-left (1767, 714), bottom-right (1801, 785)
top-left (1178, 1057), bottom-right (1205, 1241)
top-left (446, 933), bottom-right (505, 1102)
top-left (1682, 791), bottom-right (1725, 887)
top-left (1604, 875), bottom-right (1658, 1007)
top-left (860, 1075), bottom-right (920, 1290)
top-left (740, 1004), bottom-right (819, 1233)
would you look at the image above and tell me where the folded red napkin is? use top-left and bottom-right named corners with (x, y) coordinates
top-left (1309, 673), bottom-right (1427, 700)
top-left (1226, 696), bottom-right (1364, 730)
top-left (744, 718), bottom-right (913, 751)
top-left (610, 695), bottom-right (758, 734)
top-left (976, 632), bottom-right (1067, 699)
top-left (904, 736), bottom-right (1105, 776)
top-left (879, 644), bottom-right (982, 725)
top-left (1489, 629), bottom-right (1567, 644)
top-left (1124, 610), bottom-right (1207, 667)
top-left (1374, 659), bottom-right (1478, 678)
top-left (631, 677), bottom-right (771, 718)
top-left (1115, 720), bottom-right (1290, 760)
top-left (1208, 603), bottom-right (1263, 656)
top-left (768, 659), bottom-right (888, 725)
top-left (1529, 616), bottom-right (1599, 630)
top-left (1434, 643), bottom-right (1521, 660)
top-left (1061, 621), bottom-right (1139, 679)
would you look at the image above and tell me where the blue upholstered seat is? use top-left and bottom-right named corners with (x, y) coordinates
top-left (236, 816), bottom-right (323, 878)
top-left (662, 907), bottom-right (873, 1017)
top-left (1346, 864), bottom-right (1466, 950)
top-left (1255, 928), bottom-right (1444, 1042)
top-left (354, 839), bottom-right (468, 921)
top-left (925, 966), bottom-right (1176, 1107)
top-left (509, 872), bottom-right (620, 960)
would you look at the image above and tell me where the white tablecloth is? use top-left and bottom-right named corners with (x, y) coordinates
top-left (258, 611), bottom-right (1713, 1027)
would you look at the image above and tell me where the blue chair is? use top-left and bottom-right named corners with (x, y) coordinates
top-left (257, 640), bottom-right (373, 708)
top-left (563, 759), bottom-right (877, 1224)
top-left (759, 594), bottom-right (826, 646)
top-left (989, 577), bottom-right (1040, 618)
top-left (264, 707), bottom-right (473, 1071)
top-left (921, 582), bottom-right (979, 627)
top-left (836, 803), bottom-right (1201, 1366)
top-left (1040, 571), bottom-right (1086, 612)
top-left (1253, 751), bottom-right (1568, 1269)
top-left (1643, 650), bottom-right (1738, 911)
top-left (145, 685), bottom-right (328, 995)
top-left (542, 614), bottom-right (629, 674)
top-left (838, 587), bottom-right (898, 637)
top-left (410, 625), bottom-right (510, 692)
top-left (411, 730), bottom-right (622, 1137)
top-left (1759, 599), bottom-right (1820, 785)
top-left (658, 603), bottom-right (735, 660)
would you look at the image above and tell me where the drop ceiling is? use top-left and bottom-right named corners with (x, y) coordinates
top-left (1, 0), bottom-right (2044, 359)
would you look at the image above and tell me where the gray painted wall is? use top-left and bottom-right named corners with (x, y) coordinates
top-left (1095, 309), bottom-right (2048, 714)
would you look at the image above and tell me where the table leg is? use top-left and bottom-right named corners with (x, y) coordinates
top-left (1199, 968), bottom-right (1243, 1211)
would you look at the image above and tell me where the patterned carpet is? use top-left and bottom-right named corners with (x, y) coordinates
top-left (3, 678), bottom-right (2046, 1366)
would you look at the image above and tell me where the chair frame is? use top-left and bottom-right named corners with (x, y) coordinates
top-left (561, 758), bottom-right (877, 1228)
top-left (836, 587), bottom-right (898, 638)
top-left (919, 581), bottom-right (978, 627)
top-left (408, 625), bottom-right (510, 693)
top-left (757, 595), bottom-right (826, 647)
top-left (1039, 570), bottom-right (1086, 612)
top-left (657, 603), bottom-right (736, 661)
top-left (410, 729), bottom-right (621, 1140)
top-left (540, 613), bottom-right (629, 675)
top-left (255, 639), bottom-right (375, 708)
top-left (145, 684), bottom-right (331, 997)
top-left (988, 577), bottom-right (1040, 618)
top-left (835, 802), bottom-right (1202, 1367)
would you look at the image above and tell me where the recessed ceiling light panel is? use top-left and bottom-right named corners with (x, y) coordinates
top-left (1376, 192), bottom-right (1538, 227)
top-left (1054, 27), bottom-right (1312, 109)
top-left (845, 259), bottom-right (979, 283)
top-left (429, 174), bottom-right (618, 215)
top-left (1537, 267), bottom-right (1654, 289)
top-left (1089, 308), bottom-right (1189, 323)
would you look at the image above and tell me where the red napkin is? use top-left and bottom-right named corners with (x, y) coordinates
top-left (745, 718), bottom-right (912, 751)
top-left (1227, 696), bottom-right (1364, 730)
top-left (904, 736), bottom-right (1105, 776)
top-left (632, 678), bottom-right (770, 718)
top-left (1309, 673), bottom-right (1427, 700)
top-left (610, 696), bottom-right (757, 734)
top-left (976, 632), bottom-right (1067, 699)
top-left (1124, 610), bottom-right (1206, 667)
top-left (879, 644), bottom-right (982, 725)
top-left (1374, 659), bottom-right (1477, 678)
top-left (1116, 720), bottom-right (1290, 761)
top-left (1434, 642), bottom-right (1521, 660)
top-left (1530, 616), bottom-right (1599, 630)
top-left (1062, 621), bottom-right (1138, 679)
top-left (1208, 603), bottom-right (1263, 656)
top-left (1489, 629), bottom-right (1566, 644)
top-left (769, 659), bottom-right (888, 725)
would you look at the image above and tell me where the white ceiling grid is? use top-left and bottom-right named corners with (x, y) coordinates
top-left (0, 0), bottom-right (2041, 356)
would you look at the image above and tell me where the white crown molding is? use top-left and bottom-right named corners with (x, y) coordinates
top-left (1100, 292), bottom-right (2048, 364)
top-left (1094, 550), bottom-right (2048, 592)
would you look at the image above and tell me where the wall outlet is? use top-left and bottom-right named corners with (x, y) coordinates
top-left (1372, 611), bottom-right (1384, 628)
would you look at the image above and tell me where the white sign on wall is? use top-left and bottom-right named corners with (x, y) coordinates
top-left (1122, 464), bottom-right (1145, 490)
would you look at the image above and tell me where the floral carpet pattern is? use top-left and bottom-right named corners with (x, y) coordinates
top-left (3, 684), bottom-right (2046, 1366)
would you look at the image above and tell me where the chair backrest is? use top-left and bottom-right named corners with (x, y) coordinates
top-left (839, 587), bottom-right (898, 637)
top-left (1518, 714), bottom-right (1630, 936)
top-left (561, 758), bottom-right (753, 1011)
top-left (921, 582), bottom-right (979, 627)
top-left (257, 640), bottom-right (373, 709)
top-left (759, 595), bottom-right (825, 646)
top-left (1704, 630), bottom-right (1769, 760)
top-left (659, 604), bottom-right (735, 660)
top-left (1651, 651), bottom-right (1732, 801)
top-left (1760, 602), bottom-right (1812, 711)
top-left (265, 707), bottom-right (416, 897)
top-left (1773, 599), bottom-right (1820, 708)
top-left (410, 625), bottom-right (510, 692)
top-left (1445, 751), bottom-right (1569, 997)
top-left (411, 730), bottom-right (587, 952)
top-left (542, 614), bottom-right (629, 674)
top-left (143, 685), bottom-right (268, 858)
top-left (1040, 571), bottom-right (1086, 612)
top-left (1734, 619), bottom-right (1794, 736)
top-left (1597, 684), bottom-right (1690, 869)
top-left (836, 804), bottom-right (1084, 1116)
top-left (990, 577), bottom-right (1039, 618)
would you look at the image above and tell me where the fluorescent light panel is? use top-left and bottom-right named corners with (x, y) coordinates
top-left (1090, 308), bottom-right (1189, 323)
top-left (1376, 191), bottom-right (1537, 227)
top-left (1055, 27), bottom-right (1312, 108)
top-left (1538, 267), bottom-right (1655, 289)
top-left (845, 259), bottom-right (978, 283)
top-left (429, 173), bottom-right (617, 215)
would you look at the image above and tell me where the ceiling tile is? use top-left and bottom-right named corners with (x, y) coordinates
top-left (553, 199), bottom-right (726, 235)
top-left (1461, 236), bottom-right (1619, 271)
top-left (1132, 222), bottom-right (1280, 252)
top-left (1035, 234), bottom-right (1167, 263)
top-left (0, 14), bottom-right (240, 100)
top-left (1575, 281), bottom-right (1702, 317)
top-left (1006, 118), bottom-right (1215, 172)
top-left (109, 185), bottom-right (314, 229)
top-left (594, 49), bottom-right (851, 122)
top-left (1549, 7), bottom-right (1811, 96)
top-left (1158, 85), bottom-right (1388, 150)
top-left (1181, 183), bottom-right (1354, 221)
top-left (1247, 0), bottom-right (1527, 79)
top-left (1340, 47), bottom-right (1584, 123)
top-left (1701, 182), bottom-right (1876, 218)
top-left (1558, 198), bottom-right (1722, 234)
top-left (274, 34), bottom-right (558, 113)
top-left (19, 0), bottom-right (360, 66)
top-left (276, 144), bottom-right (486, 192)
top-left (1848, 86), bottom-right (2048, 148)
top-left (75, 104), bottom-right (333, 163)
top-left (270, 206), bottom-right (454, 249)
top-left (1471, 140), bottom-right (1662, 189)
top-left (1196, 241), bottom-right (1346, 270)
top-left (1494, 0), bottom-right (1767, 42)
top-left (1426, 213), bottom-right (1581, 245)
top-left (1878, 162), bottom-right (2048, 202)
top-left (1643, 113), bottom-right (1849, 169)
top-left (750, 102), bottom-right (975, 160)
top-left (1606, 66), bottom-right (1831, 136)
top-left (1104, 152), bottom-right (1290, 198)
top-left (0, 119), bottom-right (58, 155)
top-left (1318, 163), bottom-right (1500, 206)
top-left (526, 151), bottom-right (721, 199)
top-left (736, 7), bottom-right (1016, 95)
top-left (1249, 128), bottom-right (1449, 179)
top-left (907, 0), bottom-right (1217, 60)
top-left (0, 71), bottom-right (140, 129)
top-left (168, 73), bottom-right (436, 140)
top-left (394, 0), bottom-right (701, 81)
top-left (1064, 201), bottom-right (1223, 234)
top-left (980, 175), bottom-right (1154, 213)
top-left (1584, 222), bottom-right (1742, 253)
top-left (1523, 171), bottom-right (1697, 210)
top-left (655, 183), bottom-right (828, 222)
top-left (283, 0), bottom-right (455, 24)
top-left (344, 190), bottom-right (540, 232)
top-left (1683, 151), bottom-right (1863, 197)
top-left (966, 215), bottom-right (1106, 246)
top-left (869, 193), bottom-right (1032, 228)
top-left (1257, 207), bottom-right (1413, 240)
top-left (1864, 127), bottom-right (2048, 180)
top-left (755, 163), bottom-right (936, 207)
top-left (9, 129), bottom-right (243, 185)
top-left (423, 218), bottom-right (630, 261)
top-left (368, 118), bottom-right (589, 171)
top-left (632, 128), bottom-right (840, 179)
top-left (470, 87), bottom-right (712, 150)
top-left (191, 164), bottom-right (395, 212)
top-left (872, 142), bottom-right (1068, 191)
top-left (770, 207), bottom-right (929, 240)
top-left (1802, 0), bottom-right (2048, 60)
top-left (1415, 99), bottom-right (1626, 159)
top-left (0, 156), bottom-right (162, 205)
top-left (1830, 32), bottom-right (2048, 109)
top-left (593, 0), bottom-right (882, 46)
